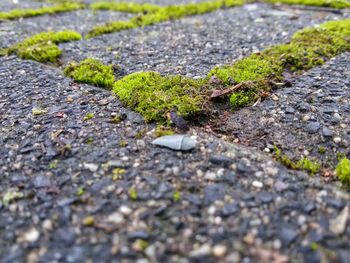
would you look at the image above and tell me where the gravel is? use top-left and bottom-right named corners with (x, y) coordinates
top-left (0, 1), bottom-right (350, 262)
top-left (221, 52), bottom-right (350, 170)
top-left (58, 3), bottom-right (349, 77)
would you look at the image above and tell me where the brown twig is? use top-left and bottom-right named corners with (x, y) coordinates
top-left (210, 81), bottom-right (253, 99)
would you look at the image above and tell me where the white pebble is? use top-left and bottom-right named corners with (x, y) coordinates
top-left (333, 137), bottom-right (341, 144)
top-left (119, 206), bottom-right (132, 216)
top-left (212, 244), bottom-right (227, 257)
top-left (107, 212), bottom-right (124, 224)
top-left (252, 180), bottom-right (263, 188)
top-left (24, 228), bottom-right (40, 243)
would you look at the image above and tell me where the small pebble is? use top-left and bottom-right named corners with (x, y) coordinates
top-left (252, 180), bottom-right (263, 188)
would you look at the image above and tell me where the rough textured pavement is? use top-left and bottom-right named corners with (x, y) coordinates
top-left (0, 1), bottom-right (349, 263)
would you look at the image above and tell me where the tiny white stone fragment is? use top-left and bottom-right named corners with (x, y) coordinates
top-left (252, 180), bottom-right (263, 188)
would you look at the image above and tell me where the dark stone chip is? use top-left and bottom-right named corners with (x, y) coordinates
top-left (303, 201), bottom-right (316, 214)
top-left (222, 203), bottom-right (239, 216)
top-left (304, 121), bottom-right (320, 134)
top-left (204, 184), bottom-right (225, 204)
top-left (256, 192), bottom-right (274, 204)
top-left (127, 230), bottom-right (150, 241)
top-left (279, 225), bottom-right (298, 247)
top-left (209, 155), bottom-right (234, 167)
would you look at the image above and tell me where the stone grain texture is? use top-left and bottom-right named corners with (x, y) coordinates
top-left (0, 1), bottom-right (350, 263)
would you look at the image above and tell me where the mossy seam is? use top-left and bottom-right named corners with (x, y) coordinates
top-left (336, 157), bottom-right (350, 186)
top-left (0, 3), bottom-right (83, 20)
top-left (86, 0), bottom-right (245, 38)
top-left (209, 18), bottom-right (350, 108)
top-left (64, 19), bottom-right (350, 123)
top-left (2, 30), bottom-right (82, 62)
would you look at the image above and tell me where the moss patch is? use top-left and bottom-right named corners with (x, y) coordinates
top-left (155, 126), bottom-right (175, 137)
top-left (297, 157), bottom-right (321, 176)
top-left (336, 158), bottom-right (350, 186)
top-left (113, 72), bottom-right (207, 122)
top-left (90, 2), bottom-right (161, 13)
top-left (86, 0), bottom-right (244, 38)
top-left (265, 0), bottom-right (350, 9)
top-left (0, 3), bottom-right (83, 20)
top-left (67, 19), bottom-right (350, 123)
top-left (86, 21), bottom-right (137, 39)
top-left (64, 58), bottom-right (115, 88)
top-left (2, 30), bottom-right (82, 63)
top-left (273, 146), bottom-right (321, 175)
top-left (209, 19), bottom-right (350, 109)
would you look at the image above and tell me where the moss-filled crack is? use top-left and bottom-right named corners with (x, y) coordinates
top-left (210, 18), bottom-right (350, 108)
top-left (64, 19), bottom-right (350, 124)
top-left (64, 58), bottom-right (115, 88)
top-left (1, 30), bottom-right (82, 62)
top-left (0, 2), bottom-right (83, 20)
top-left (0, 0), bottom-right (347, 26)
top-left (86, 0), bottom-right (349, 39)
top-left (86, 0), bottom-right (245, 38)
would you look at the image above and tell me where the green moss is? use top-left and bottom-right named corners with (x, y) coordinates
top-left (135, 129), bottom-right (147, 139)
top-left (3, 30), bottom-right (81, 62)
top-left (310, 242), bottom-right (319, 251)
top-left (273, 146), bottom-right (299, 170)
top-left (86, 21), bottom-right (137, 39)
top-left (210, 54), bottom-right (282, 85)
top-left (86, 0), bottom-right (244, 38)
top-left (84, 113), bottom-right (94, 121)
top-left (90, 2), bottom-right (161, 13)
top-left (128, 187), bottom-right (138, 200)
top-left (337, 152), bottom-right (346, 161)
top-left (119, 139), bottom-right (128, 147)
top-left (336, 158), bottom-right (350, 186)
top-left (173, 191), bottom-right (181, 202)
top-left (0, 3), bottom-right (83, 20)
top-left (3, 190), bottom-right (24, 206)
top-left (110, 114), bottom-right (124, 124)
top-left (76, 187), bottom-right (85, 196)
top-left (229, 90), bottom-right (254, 109)
top-left (112, 168), bottom-right (125, 181)
top-left (113, 72), bottom-right (206, 122)
top-left (85, 137), bottom-right (94, 145)
top-left (133, 239), bottom-right (149, 251)
top-left (48, 160), bottom-right (58, 169)
top-left (318, 146), bottom-right (326, 154)
top-left (297, 157), bottom-right (321, 176)
top-left (64, 58), bottom-right (115, 88)
top-left (265, 0), bottom-right (350, 9)
top-left (274, 146), bottom-right (321, 175)
top-left (82, 216), bottom-right (95, 226)
top-left (32, 107), bottom-right (47, 115)
top-left (155, 126), bottom-right (175, 137)
top-left (209, 19), bottom-right (350, 109)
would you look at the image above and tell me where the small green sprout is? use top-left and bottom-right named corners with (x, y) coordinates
top-left (48, 160), bottom-right (58, 169)
top-left (32, 107), bottom-right (47, 116)
top-left (3, 190), bottom-right (24, 205)
top-left (119, 140), bottom-right (127, 148)
top-left (336, 157), bottom-right (350, 186)
top-left (112, 168), bottom-right (125, 181)
top-left (318, 146), bottom-right (326, 154)
top-left (128, 187), bottom-right (138, 200)
top-left (155, 126), bottom-right (175, 137)
top-left (84, 113), bottom-right (94, 121)
top-left (173, 191), bottom-right (181, 202)
top-left (297, 157), bottom-right (321, 176)
top-left (76, 187), bottom-right (85, 196)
